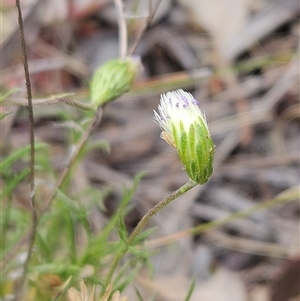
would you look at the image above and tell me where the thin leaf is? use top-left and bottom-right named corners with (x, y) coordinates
top-left (0, 88), bottom-right (21, 103)
top-left (183, 279), bottom-right (196, 301)
top-left (36, 232), bottom-right (53, 262)
top-left (99, 172), bottom-right (145, 244)
top-left (0, 168), bottom-right (30, 198)
top-left (114, 262), bottom-right (142, 291)
top-left (0, 111), bottom-right (12, 121)
top-left (87, 139), bottom-right (111, 153)
top-left (134, 286), bottom-right (145, 301)
top-left (117, 210), bottom-right (129, 246)
top-left (130, 227), bottom-right (157, 245)
top-left (0, 142), bottom-right (47, 173)
top-left (30, 263), bottom-right (81, 275)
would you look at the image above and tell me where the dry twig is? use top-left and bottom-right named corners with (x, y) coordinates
top-left (13, 1), bottom-right (36, 299)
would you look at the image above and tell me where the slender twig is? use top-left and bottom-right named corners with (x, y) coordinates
top-left (3, 95), bottom-right (94, 111)
top-left (104, 179), bottom-right (198, 287)
top-left (114, 0), bottom-right (127, 58)
top-left (128, 0), bottom-right (162, 55)
top-left (14, 1), bottom-right (36, 299)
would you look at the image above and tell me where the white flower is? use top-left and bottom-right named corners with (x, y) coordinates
top-left (154, 89), bottom-right (208, 146)
top-left (154, 89), bottom-right (214, 184)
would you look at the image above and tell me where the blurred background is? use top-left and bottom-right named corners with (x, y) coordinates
top-left (1, 0), bottom-right (299, 300)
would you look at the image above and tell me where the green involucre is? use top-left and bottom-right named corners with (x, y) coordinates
top-left (174, 122), bottom-right (214, 184)
top-left (90, 57), bottom-right (139, 108)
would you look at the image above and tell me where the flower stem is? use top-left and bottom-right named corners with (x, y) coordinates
top-left (127, 179), bottom-right (198, 245)
top-left (104, 179), bottom-right (198, 287)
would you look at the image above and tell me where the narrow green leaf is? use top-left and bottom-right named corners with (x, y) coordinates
top-left (0, 111), bottom-right (12, 121)
top-left (134, 286), bottom-right (145, 301)
top-left (30, 263), bottom-right (80, 275)
top-left (99, 172), bottom-right (145, 244)
top-left (0, 142), bottom-right (47, 173)
top-left (183, 279), bottom-right (196, 301)
top-left (87, 139), bottom-right (110, 154)
top-left (129, 227), bottom-right (157, 245)
top-left (116, 210), bottom-right (129, 248)
top-left (0, 168), bottom-right (30, 198)
top-left (0, 88), bottom-right (20, 103)
top-left (114, 262), bottom-right (142, 291)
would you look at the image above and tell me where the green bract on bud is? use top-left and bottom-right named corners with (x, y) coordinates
top-left (154, 89), bottom-right (215, 184)
top-left (90, 57), bottom-right (140, 108)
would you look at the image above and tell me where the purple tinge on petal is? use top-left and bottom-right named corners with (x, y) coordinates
top-left (175, 102), bottom-right (180, 108)
top-left (192, 98), bottom-right (199, 105)
top-left (181, 95), bottom-right (189, 107)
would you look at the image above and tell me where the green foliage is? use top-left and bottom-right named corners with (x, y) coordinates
top-left (0, 110), bottom-right (12, 121)
top-left (183, 279), bottom-right (196, 301)
top-left (0, 143), bottom-right (47, 176)
top-left (0, 89), bottom-right (20, 121)
top-left (1, 168), bottom-right (29, 198)
top-left (0, 132), bottom-right (152, 301)
top-left (1, 143), bottom-right (49, 267)
top-left (0, 89), bottom-right (20, 104)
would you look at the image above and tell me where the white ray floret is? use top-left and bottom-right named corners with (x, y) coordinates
top-left (154, 89), bottom-right (208, 139)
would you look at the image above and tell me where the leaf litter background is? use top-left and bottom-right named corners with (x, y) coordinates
top-left (1, 0), bottom-right (299, 300)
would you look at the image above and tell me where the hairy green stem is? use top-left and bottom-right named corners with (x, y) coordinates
top-left (104, 179), bottom-right (198, 287)
top-left (3, 96), bottom-right (94, 111)
top-left (127, 180), bottom-right (197, 245)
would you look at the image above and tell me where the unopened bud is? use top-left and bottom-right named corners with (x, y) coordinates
top-left (90, 57), bottom-right (140, 108)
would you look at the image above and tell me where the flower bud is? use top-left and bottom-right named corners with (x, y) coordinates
top-left (154, 89), bottom-right (215, 184)
top-left (90, 57), bottom-right (140, 108)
